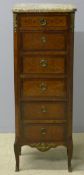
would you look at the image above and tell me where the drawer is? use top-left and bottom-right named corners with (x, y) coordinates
top-left (18, 14), bottom-right (68, 30)
top-left (23, 124), bottom-right (66, 142)
top-left (21, 102), bottom-right (66, 120)
top-left (21, 79), bottom-right (66, 98)
top-left (20, 32), bottom-right (66, 51)
top-left (22, 55), bottom-right (65, 74)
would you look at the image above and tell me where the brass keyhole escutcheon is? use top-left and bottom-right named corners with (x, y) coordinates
top-left (40, 59), bottom-right (48, 68)
top-left (41, 36), bottom-right (46, 43)
top-left (41, 106), bottom-right (47, 113)
top-left (41, 128), bottom-right (46, 135)
top-left (40, 82), bottom-right (47, 92)
top-left (39, 18), bottom-right (47, 26)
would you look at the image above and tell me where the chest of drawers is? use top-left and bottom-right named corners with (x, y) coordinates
top-left (13, 3), bottom-right (76, 172)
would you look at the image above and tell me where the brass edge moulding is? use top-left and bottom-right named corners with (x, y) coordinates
top-left (13, 13), bottom-right (17, 32)
top-left (29, 142), bottom-right (65, 152)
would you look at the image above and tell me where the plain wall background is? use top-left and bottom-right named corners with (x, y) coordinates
top-left (0, 0), bottom-right (84, 133)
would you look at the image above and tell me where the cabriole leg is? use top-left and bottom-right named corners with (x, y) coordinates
top-left (14, 142), bottom-right (20, 171)
top-left (67, 140), bottom-right (73, 172)
top-left (19, 146), bottom-right (21, 155)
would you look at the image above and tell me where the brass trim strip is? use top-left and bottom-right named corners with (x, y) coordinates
top-left (70, 13), bottom-right (75, 32)
top-left (13, 13), bottom-right (17, 32)
top-left (23, 120), bottom-right (67, 124)
top-left (20, 97), bottom-right (67, 102)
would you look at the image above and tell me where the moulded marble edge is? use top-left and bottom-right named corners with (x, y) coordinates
top-left (12, 3), bottom-right (77, 13)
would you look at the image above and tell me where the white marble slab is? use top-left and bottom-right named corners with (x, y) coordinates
top-left (12, 3), bottom-right (76, 13)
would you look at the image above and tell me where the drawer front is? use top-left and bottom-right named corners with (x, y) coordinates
top-left (22, 55), bottom-right (65, 74)
top-left (23, 124), bottom-right (66, 142)
top-left (19, 15), bottom-right (68, 30)
top-left (20, 32), bottom-right (66, 51)
top-left (21, 79), bottom-right (66, 98)
top-left (21, 102), bottom-right (66, 120)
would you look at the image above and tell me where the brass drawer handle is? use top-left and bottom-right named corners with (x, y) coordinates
top-left (40, 82), bottom-right (47, 92)
top-left (41, 36), bottom-right (46, 43)
top-left (40, 18), bottom-right (47, 26)
top-left (40, 59), bottom-right (48, 68)
top-left (41, 106), bottom-right (47, 113)
top-left (41, 128), bottom-right (46, 135)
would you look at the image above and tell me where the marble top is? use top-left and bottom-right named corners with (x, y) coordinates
top-left (13, 3), bottom-right (76, 13)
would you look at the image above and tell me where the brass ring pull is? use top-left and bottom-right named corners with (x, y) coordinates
top-left (40, 59), bottom-right (48, 68)
top-left (41, 36), bottom-right (46, 43)
top-left (41, 106), bottom-right (47, 113)
top-left (41, 128), bottom-right (46, 135)
top-left (40, 18), bottom-right (47, 26)
top-left (40, 82), bottom-right (47, 92)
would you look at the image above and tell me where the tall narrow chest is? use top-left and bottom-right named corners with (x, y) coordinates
top-left (13, 3), bottom-right (76, 172)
